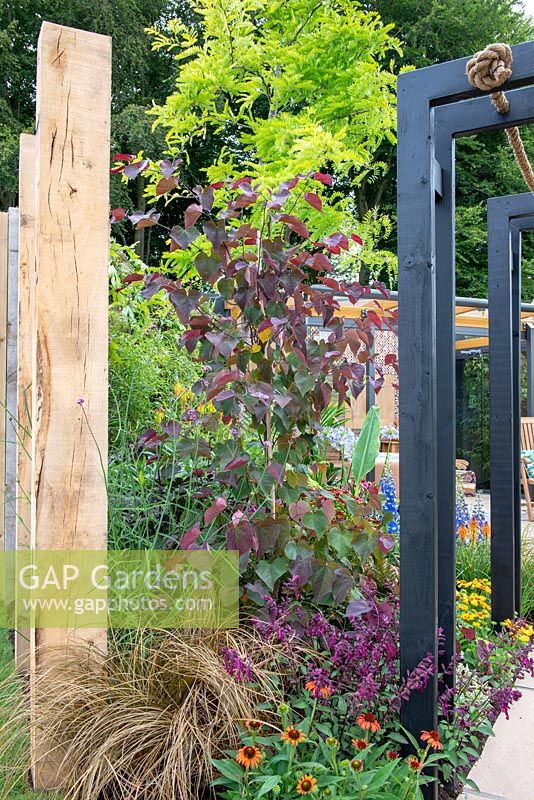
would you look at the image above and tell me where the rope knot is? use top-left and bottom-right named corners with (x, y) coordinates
top-left (466, 43), bottom-right (512, 92)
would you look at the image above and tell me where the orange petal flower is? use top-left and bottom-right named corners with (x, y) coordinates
top-left (297, 775), bottom-right (317, 795)
top-left (421, 730), bottom-right (443, 751)
top-left (281, 726), bottom-right (306, 746)
top-left (352, 738), bottom-right (368, 750)
top-left (387, 750), bottom-right (400, 759)
top-left (305, 680), bottom-right (332, 698)
top-left (236, 745), bottom-right (264, 769)
top-left (408, 756), bottom-right (422, 770)
top-left (356, 712), bottom-right (380, 733)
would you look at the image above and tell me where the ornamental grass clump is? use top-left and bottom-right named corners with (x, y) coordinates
top-left (0, 629), bottom-right (289, 800)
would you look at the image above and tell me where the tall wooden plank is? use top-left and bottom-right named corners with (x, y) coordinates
top-left (0, 213), bottom-right (7, 550)
top-left (32, 22), bottom-right (111, 789)
top-left (16, 134), bottom-right (37, 670)
top-left (5, 208), bottom-right (19, 555)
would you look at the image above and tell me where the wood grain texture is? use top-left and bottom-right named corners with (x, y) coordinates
top-left (31, 21), bottom-right (111, 788)
top-left (5, 208), bottom-right (19, 555)
top-left (0, 213), bottom-right (7, 550)
top-left (16, 134), bottom-right (37, 671)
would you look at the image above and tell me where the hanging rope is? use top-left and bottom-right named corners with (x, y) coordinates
top-left (466, 43), bottom-right (534, 193)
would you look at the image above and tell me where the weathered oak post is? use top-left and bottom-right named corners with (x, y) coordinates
top-left (14, 133), bottom-right (37, 670)
top-left (0, 213), bottom-right (7, 551)
top-left (28, 22), bottom-right (111, 787)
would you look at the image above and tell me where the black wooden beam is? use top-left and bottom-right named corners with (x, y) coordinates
top-left (487, 195), bottom-right (534, 622)
top-left (397, 44), bottom-right (534, 791)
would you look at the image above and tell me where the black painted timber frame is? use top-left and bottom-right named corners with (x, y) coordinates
top-left (397, 42), bottom-right (534, 777)
top-left (488, 193), bottom-right (534, 623)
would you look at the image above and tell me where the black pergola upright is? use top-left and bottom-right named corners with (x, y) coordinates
top-left (397, 41), bottom-right (534, 787)
top-left (488, 193), bottom-right (534, 622)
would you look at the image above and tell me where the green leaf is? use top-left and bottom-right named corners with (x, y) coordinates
top-left (328, 528), bottom-right (351, 559)
top-left (294, 370), bottom-right (316, 396)
top-left (252, 775), bottom-right (281, 797)
top-left (211, 758), bottom-right (244, 783)
top-left (302, 510), bottom-right (328, 535)
top-left (351, 405), bottom-right (381, 483)
top-left (255, 557), bottom-right (288, 590)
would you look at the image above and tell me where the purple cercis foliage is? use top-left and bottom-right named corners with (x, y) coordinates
top-left (116, 169), bottom-right (398, 605)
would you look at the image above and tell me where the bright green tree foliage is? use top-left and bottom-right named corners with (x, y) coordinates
top-left (149, 0), bottom-right (401, 186)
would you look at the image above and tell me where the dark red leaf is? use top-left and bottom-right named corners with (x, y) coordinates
top-left (279, 214), bottom-right (309, 238)
top-left (204, 497), bottom-right (227, 526)
top-left (226, 520), bottom-right (258, 555)
top-left (203, 220), bottom-right (227, 250)
top-left (461, 626), bottom-right (476, 641)
top-left (162, 419), bottom-right (181, 437)
top-left (169, 289), bottom-right (201, 325)
top-left (123, 159), bottom-right (149, 179)
top-left (267, 462), bottom-right (285, 483)
top-left (180, 524), bottom-right (201, 550)
top-left (170, 225), bottom-right (200, 249)
top-left (138, 428), bottom-right (161, 448)
top-left (230, 176), bottom-right (253, 189)
top-left (129, 209), bottom-right (161, 229)
top-left (193, 186), bottom-right (215, 212)
top-left (366, 310), bottom-right (383, 329)
top-left (110, 207), bottom-right (126, 223)
top-left (160, 158), bottom-right (182, 179)
top-left (225, 454), bottom-right (249, 470)
top-left (185, 203), bottom-right (203, 228)
top-left (323, 232), bottom-right (349, 252)
top-left (112, 153), bottom-right (134, 162)
top-left (304, 192), bottom-right (322, 212)
top-left (156, 176), bottom-right (178, 195)
top-left (312, 252), bottom-right (331, 272)
top-left (121, 272), bottom-right (144, 288)
top-left (141, 272), bottom-right (166, 300)
top-left (351, 233), bottom-right (363, 247)
top-left (314, 172), bottom-right (333, 186)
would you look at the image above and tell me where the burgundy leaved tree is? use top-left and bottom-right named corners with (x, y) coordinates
top-left (114, 164), bottom-right (398, 603)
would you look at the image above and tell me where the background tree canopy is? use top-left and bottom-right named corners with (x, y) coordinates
top-left (1, 0), bottom-right (534, 294)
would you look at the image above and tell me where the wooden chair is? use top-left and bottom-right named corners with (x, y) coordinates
top-left (520, 417), bottom-right (534, 521)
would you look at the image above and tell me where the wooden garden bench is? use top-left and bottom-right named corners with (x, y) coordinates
top-left (520, 417), bottom-right (534, 521)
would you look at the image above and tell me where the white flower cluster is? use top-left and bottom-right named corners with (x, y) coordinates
top-left (320, 426), bottom-right (358, 454)
top-left (380, 423), bottom-right (399, 441)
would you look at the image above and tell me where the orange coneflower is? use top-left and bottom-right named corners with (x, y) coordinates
top-left (356, 712), bottom-right (381, 733)
top-left (408, 756), bottom-right (422, 770)
top-left (296, 775), bottom-right (318, 795)
top-left (387, 750), bottom-right (400, 760)
top-left (244, 719), bottom-right (262, 732)
top-left (281, 726), bottom-right (306, 746)
top-left (350, 759), bottom-right (364, 772)
top-left (236, 745), bottom-right (264, 769)
top-left (305, 680), bottom-right (333, 698)
top-left (352, 738), bottom-right (368, 750)
top-left (421, 730), bottom-right (443, 751)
